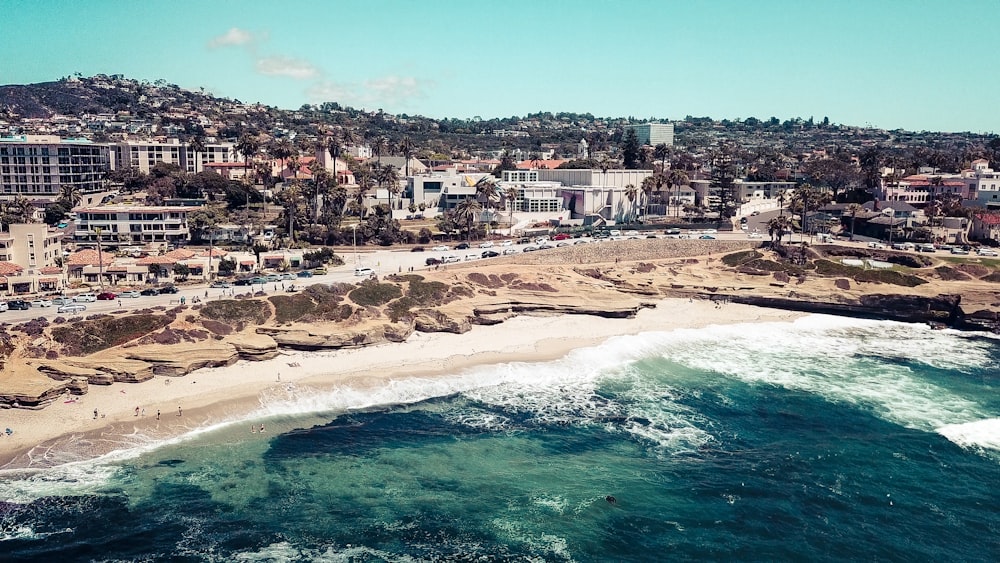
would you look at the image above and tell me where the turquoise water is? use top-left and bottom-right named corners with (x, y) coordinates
top-left (1, 315), bottom-right (999, 561)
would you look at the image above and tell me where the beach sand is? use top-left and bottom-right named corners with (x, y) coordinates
top-left (0, 298), bottom-right (801, 470)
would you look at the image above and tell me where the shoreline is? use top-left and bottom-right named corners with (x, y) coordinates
top-left (0, 298), bottom-right (804, 470)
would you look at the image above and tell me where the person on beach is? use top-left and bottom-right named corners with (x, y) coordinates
top-left (94, 409), bottom-right (98, 419)
top-left (251, 425), bottom-right (257, 433)
top-left (156, 409), bottom-right (160, 420)
top-left (177, 406), bottom-right (182, 417)
top-left (259, 423), bottom-right (266, 433)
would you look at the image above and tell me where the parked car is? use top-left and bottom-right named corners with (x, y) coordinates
top-left (556, 242), bottom-right (570, 247)
top-left (158, 286), bottom-right (179, 294)
top-left (951, 247), bottom-right (970, 255)
top-left (30, 299), bottom-right (53, 308)
top-left (410, 246), bottom-right (425, 252)
top-left (977, 248), bottom-right (999, 256)
top-left (280, 273), bottom-right (296, 281)
top-left (868, 242), bottom-right (886, 249)
top-left (479, 241), bottom-right (495, 249)
top-left (265, 274), bottom-right (282, 282)
top-left (481, 250), bottom-right (500, 258)
top-left (432, 245), bottom-right (450, 252)
top-left (251, 277), bottom-right (269, 285)
top-left (312, 267), bottom-right (328, 275)
top-left (210, 281), bottom-right (232, 288)
top-left (523, 246), bottom-right (538, 252)
top-left (442, 255), bottom-right (460, 263)
top-left (57, 304), bottom-right (87, 314)
top-left (464, 254), bottom-right (479, 261)
top-left (119, 290), bottom-right (141, 298)
top-left (73, 293), bottom-right (97, 302)
top-left (500, 240), bottom-right (513, 247)
top-left (455, 242), bottom-right (470, 250)
top-left (0, 302), bottom-right (7, 312)
top-left (552, 233), bottom-right (571, 241)
top-left (574, 239), bottom-right (589, 245)
top-left (96, 292), bottom-right (117, 300)
top-left (918, 244), bottom-right (937, 253)
top-left (425, 257), bottom-right (442, 266)
top-left (748, 232), bottom-right (764, 239)
top-left (517, 237), bottom-right (532, 244)
top-left (699, 235), bottom-right (716, 240)
top-left (538, 244), bottom-right (554, 250)
top-left (354, 267), bottom-right (374, 276)
top-left (296, 270), bottom-right (314, 278)
top-left (502, 249), bottom-right (517, 255)
top-left (140, 288), bottom-right (160, 296)
top-left (52, 297), bottom-right (72, 306)
top-left (233, 278), bottom-right (254, 286)
top-left (7, 300), bottom-right (30, 310)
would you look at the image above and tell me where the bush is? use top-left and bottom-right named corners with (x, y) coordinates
top-left (349, 280), bottom-right (403, 307)
top-left (51, 314), bottom-right (173, 356)
top-left (199, 299), bottom-right (271, 326)
top-left (722, 250), bottom-right (763, 267)
top-left (269, 294), bottom-right (317, 324)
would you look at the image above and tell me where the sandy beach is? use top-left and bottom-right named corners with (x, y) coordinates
top-left (0, 298), bottom-right (802, 470)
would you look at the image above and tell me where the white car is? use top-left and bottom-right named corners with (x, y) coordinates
top-left (57, 304), bottom-right (87, 314)
top-left (442, 255), bottom-right (460, 263)
top-left (30, 299), bottom-right (53, 308)
top-left (119, 290), bottom-right (141, 298)
top-left (502, 248), bottom-right (517, 255)
top-left (432, 245), bottom-right (450, 252)
top-left (748, 232), bottom-right (764, 239)
top-left (464, 254), bottom-right (479, 261)
top-left (354, 267), bottom-right (374, 276)
top-left (977, 248), bottom-right (998, 256)
top-left (479, 241), bottom-right (494, 249)
top-left (500, 240), bottom-right (513, 247)
top-left (868, 242), bottom-right (886, 249)
top-left (0, 302), bottom-right (8, 312)
top-left (73, 293), bottom-right (98, 302)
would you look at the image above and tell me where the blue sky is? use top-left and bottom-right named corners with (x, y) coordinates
top-left (2, 0), bottom-right (997, 134)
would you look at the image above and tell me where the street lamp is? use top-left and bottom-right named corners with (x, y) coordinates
top-left (351, 223), bottom-right (358, 267)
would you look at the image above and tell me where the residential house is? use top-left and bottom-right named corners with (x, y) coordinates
top-left (970, 213), bottom-right (1000, 243)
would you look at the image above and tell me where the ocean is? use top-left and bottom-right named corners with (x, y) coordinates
top-left (1, 314), bottom-right (998, 562)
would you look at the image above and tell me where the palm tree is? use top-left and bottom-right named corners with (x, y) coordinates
top-left (286, 154), bottom-right (301, 181)
top-left (776, 189), bottom-right (788, 216)
top-left (371, 135), bottom-right (389, 167)
top-left (378, 164), bottom-right (400, 211)
top-left (396, 136), bottom-right (416, 177)
top-left (455, 197), bottom-right (483, 242)
top-left (354, 167), bottom-right (374, 219)
top-left (667, 169), bottom-right (689, 217)
top-left (505, 186), bottom-right (519, 229)
top-left (58, 183), bottom-right (82, 210)
top-left (767, 215), bottom-right (791, 244)
top-left (234, 133), bottom-right (260, 178)
top-left (846, 202), bottom-right (863, 240)
top-left (640, 177), bottom-right (656, 220)
top-left (653, 143), bottom-right (671, 173)
top-left (625, 183), bottom-right (638, 223)
top-left (475, 175), bottom-right (499, 229)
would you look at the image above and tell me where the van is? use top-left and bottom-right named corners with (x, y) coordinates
top-left (73, 293), bottom-right (97, 302)
top-left (354, 267), bottom-right (374, 276)
top-left (58, 304), bottom-right (87, 314)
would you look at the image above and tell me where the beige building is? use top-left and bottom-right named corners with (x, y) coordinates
top-left (72, 204), bottom-right (203, 247)
top-left (0, 135), bottom-right (111, 201)
top-left (0, 223), bottom-right (65, 295)
top-left (111, 139), bottom-right (237, 174)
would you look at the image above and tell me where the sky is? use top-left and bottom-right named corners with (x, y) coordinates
top-left (2, 0), bottom-right (998, 134)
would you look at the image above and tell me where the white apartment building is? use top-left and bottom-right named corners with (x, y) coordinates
top-left (0, 223), bottom-right (65, 295)
top-left (537, 168), bottom-right (654, 189)
top-left (0, 135), bottom-right (111, 200)
top-left (407, 169), bottom-right (493, 211)
top-left (72, 204), bottom-right (202, 247)
top-left (110, 139), bottom-right (237, 174)
top-left (497, 171), bottom-right (563, 214)
top-left (970, 159), bottom-right (1000, 209)
top-left (625, 123), bottom-right (675, 146)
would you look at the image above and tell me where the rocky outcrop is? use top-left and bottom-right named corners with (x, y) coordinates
top-left (413, 309), bottom-right (471, 334)
top-left (0, 381), bottom-right (70, 410)
top-left (720, 293), bottom-right (969, 328)
top-left (229, 333), bottom-right (280, 361)
top-left (256, 322), bottom-right (415, 350)
top-left (473, 301), bottom-right (643, 320)
top-left (124, 343), bottom-right (240, 377)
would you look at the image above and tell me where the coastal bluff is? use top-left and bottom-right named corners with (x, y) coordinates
top-left (2, 239), bottom-right (999, 411)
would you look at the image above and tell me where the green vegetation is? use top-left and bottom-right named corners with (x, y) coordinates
top-left (199, 299), bottom-right (271, 326)
top-left (51, 314), bottom-right (172, 356)
top-left (348, 280), bottom-right (403, 307)
top-left (814, 259), bottom-right (927, 287)
top-left (269, 293), bottom-right (319, 324)
top-left (722, 250), bottom-right (762, 267)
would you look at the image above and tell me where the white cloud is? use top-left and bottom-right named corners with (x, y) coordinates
top-left (306, 75), bottom-right (430, 109)
top-left (207, 27), bottom-right (256, 49)
top-left (255, 56), bottom-right (319, 80)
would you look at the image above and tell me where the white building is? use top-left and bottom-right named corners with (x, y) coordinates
top-left (970, 159), bottom-right (1000, 209)
top-left (537, 168), bottom-right (654, 189)
top-left (497, 170), bottom-right (563, 214)
top-left (406, 169), bottom-right (493, 211)
top-left (111, 139), bottom-right (237, 174)
top-left (625, 123), bottom-right (674, 146)
top-left (72, 204), bottom-right (203, 247)
top-left (0, 135), bottom-right (111, 200)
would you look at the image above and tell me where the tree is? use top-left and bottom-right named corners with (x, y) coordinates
top-left (846, 203), bottom-right (863, 240)
top-left (397, 136), bottom-right (416, 177)
top-left (377, 164), bottom-right (400, 211)
top-left (371, 135), bottom-right (389, 167)
top-left (252, 242), bottom-right (269, 270)
top-left (624, 183), bottom-right (638, 223)
top-left (622, 128), bottom-right (641, 169)
top-left (454, 197), bottom-right (483, 241)
top-left (235, 133), bottom-right (260, 177)
top-left (767, 215), bottom-right (791, 244)
top-left (666, 169), bottom-right (690, 217)
top-left (172, 263), bottom-right (190, 281)
top-left (475, 175), bottom-right (499, 221)
top-left (58, 183), bottom-right (82, 210)
top-left (653, 143), bottom-right (671, 172)
top-left (505, 185), bottom-right (519, 229)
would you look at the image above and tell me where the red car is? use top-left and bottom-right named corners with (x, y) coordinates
top-left (96, 291), bottom-right (117, 300)
top-left (552, 233), bottom-right (571, 241)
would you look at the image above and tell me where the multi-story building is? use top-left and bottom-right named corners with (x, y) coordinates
top-left (536, 168), bottom-right (654, 190)
top-left (0, 223), bottom-right (65, 295)
top-left (72, 204), bottom-right (202, 247)
top-left (406, 169), bottom-right (493, 211)
top-left (625, 123), bottom-right (675, 146)
top-left (0, 135), bottom-right (111, 200)
top-left (497, 170), bottom-right (563, 214)
top-left (111, 139), bottom-right (237, 174)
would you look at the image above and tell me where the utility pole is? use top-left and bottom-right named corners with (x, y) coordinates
top-left (94, 226), bottom-right (104, 291)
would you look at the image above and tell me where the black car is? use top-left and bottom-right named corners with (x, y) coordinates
top-left (481, 250), bottom-right (500, 258)
top-left (234, 278), bottom-right (254, 286)
top-left (410, 246), bottom-right (425, 252)
top-left (455, 242), bottom-right (470, 250)
top-left (159, 286), bottom-right (179, 294)
top-left (140, 288), bottom-right (159, 296)
top-left (6, 299), bottom-right (30, 310)
top-left (425, 257), bottom-right (442, 266)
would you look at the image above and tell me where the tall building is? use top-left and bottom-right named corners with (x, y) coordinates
top-left (0, 135), bottom-right (111, 200)
top-left (625, 123), bottom-right (675, 146)
top-left (111, 139), bottom-right (237, 174)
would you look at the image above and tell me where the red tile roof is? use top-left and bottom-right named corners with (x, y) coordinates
top-left (39, 266), bottom-right (63, 274)
top-left (135, 256), bottom-right (177, 265)
top-left (38, 277), bottom-right (58, 283)
top-left (67, 249), bottom-right (115, 266)
top-left (516, 159), bottom-right (568, 170)
top-left (0, 262), bottom-right (24, 276)
top-left (975, 213), bottom-right (1000, 225)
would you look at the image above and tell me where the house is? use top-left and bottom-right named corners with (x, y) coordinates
top-left (970, 213), bottom-right (1000, 243)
